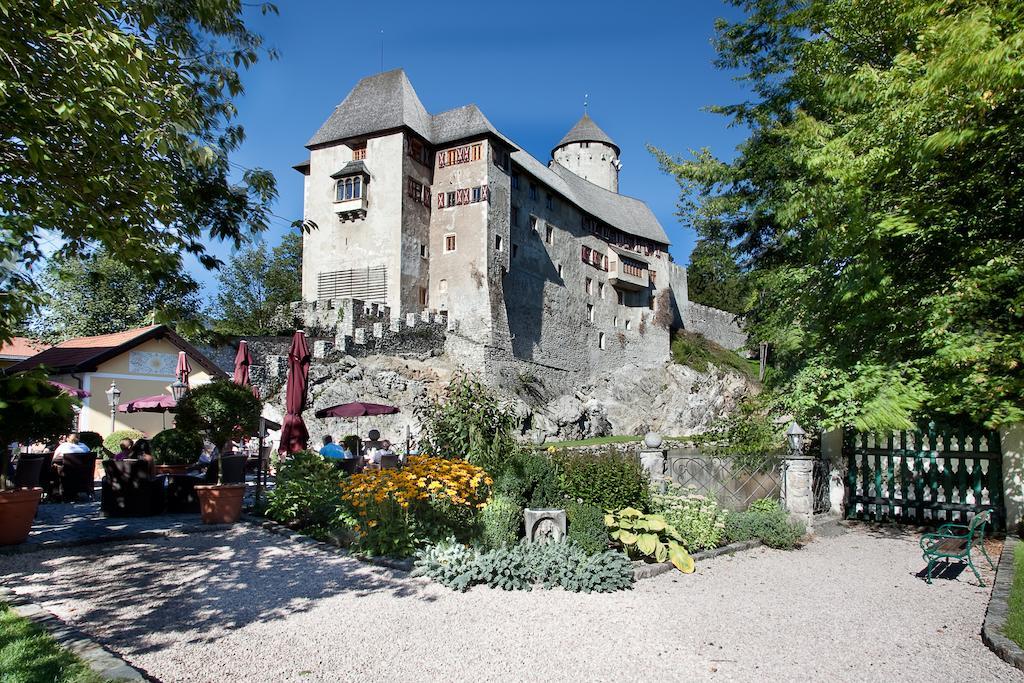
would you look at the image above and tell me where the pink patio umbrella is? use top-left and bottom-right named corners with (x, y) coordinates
top-left (233, 340), bottom-right (252, 387)
top-left (49, 380), bottom-right (90, 399)
top-left (118, 394), bottom-right (177, 429)
top-left (278, 331), bottom-right (311, 454)
top-left (314, 402), bottom-right (400, 456)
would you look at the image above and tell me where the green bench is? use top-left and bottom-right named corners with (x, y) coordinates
top-left (920, 509), bottom-right (995, 586)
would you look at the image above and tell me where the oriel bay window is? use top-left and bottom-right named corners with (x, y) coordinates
top-left (336, 175), bottom-right (362, 201)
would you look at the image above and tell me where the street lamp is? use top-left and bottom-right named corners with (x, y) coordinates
top-left (786, 421), bottom-right (807, 455)
top-left (170, 379), bottom-right (188, 403)
top-left (104, 381), bottom-right (121, 433)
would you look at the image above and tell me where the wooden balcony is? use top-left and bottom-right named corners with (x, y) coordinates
top-left (608, 247), bottom-right (650, 291)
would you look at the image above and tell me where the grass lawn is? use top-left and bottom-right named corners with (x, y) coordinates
top-left (0, 602), bottom-right (105, 683)
top-left (1005, 543), bottom-right (1024, 648)
top-left (671, 330), bottom-right (760, 382)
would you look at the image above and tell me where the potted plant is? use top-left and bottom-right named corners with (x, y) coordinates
top-left (175, 380), bottom-right (261, 524)
top-left (0, 370), bottom-right (76, 545)
top-left (151, 428), bottom-right (202, 475)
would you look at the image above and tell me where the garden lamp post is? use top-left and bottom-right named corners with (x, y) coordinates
top-left (170, 379), bottom-right (188, 403)
top-left (786, 421), bottom-right (807, 456)
top-left (105, 381), bottom-right (121, 433)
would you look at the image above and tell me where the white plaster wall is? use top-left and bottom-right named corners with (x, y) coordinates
top-left (301, 133), bottom-right (406, 312)
top-left (552, 141), bottom-right (619, 193)
top-left (1002, 423), bottom-right (1024, 534)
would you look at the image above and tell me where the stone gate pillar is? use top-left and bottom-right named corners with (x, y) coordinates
top-left (783, 455), bottom-right (814, 532)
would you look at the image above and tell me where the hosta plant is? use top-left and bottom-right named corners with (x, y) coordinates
top-left (605, 507), bottom-right (694, 573)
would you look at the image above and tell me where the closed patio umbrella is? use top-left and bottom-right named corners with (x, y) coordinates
top-left (233, 340), bottom-right (252, 387)
top-left (49, 380), bottom-right (90, 398)
top-left (278, 331), bottom-right (310, 454)
top-left (175, 351), bottom-right (192, 387)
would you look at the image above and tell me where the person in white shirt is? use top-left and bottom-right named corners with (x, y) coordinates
top-left (53, 433), bottom-right (90, 462)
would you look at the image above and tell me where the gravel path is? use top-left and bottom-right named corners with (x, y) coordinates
top-left (0, 524), bottom-right (1018, 682)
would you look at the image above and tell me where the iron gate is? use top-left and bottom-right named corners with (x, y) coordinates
top-left (843, 423), bottom-right (1005, 530)
top-left (666, 447), bottom-right (783, 511)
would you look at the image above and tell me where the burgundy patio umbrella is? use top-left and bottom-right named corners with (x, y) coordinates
top-left (233, 340), bottom-right (252, 387)
top-left (314, 402), bottom-right (400, 456)
top-left (49, 380), bottom-right (90, 399)
top-left (118, 394), bottom-right (177, 429)
top-left (175, 351), bottom-right (192, 387)
top-left (278, 331), bottom-right (311, 454)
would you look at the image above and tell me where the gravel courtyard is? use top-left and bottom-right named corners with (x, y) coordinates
top-left (0, 524), bottom-right (1018, 682)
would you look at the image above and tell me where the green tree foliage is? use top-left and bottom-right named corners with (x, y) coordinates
top-left (653, 0), bottom-right (1024, 429)
top-left (0, 370), bottom-right (77, 467)
top-left (686, 239), bottom-right (750, 314)
top-left (174, 380), bottom-right (261, 450)
top-left (0, 0), bottom-right (279, 349)
top-left (31, 250), bottom-right (205, 342)
top-left (212, 231), bottom-right (302, 335)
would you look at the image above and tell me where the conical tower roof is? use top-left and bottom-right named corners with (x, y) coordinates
top-left (552, 113), bottom-right (619, 156)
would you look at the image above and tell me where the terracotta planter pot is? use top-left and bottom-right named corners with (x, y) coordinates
top-left (0, 488), bottom-right (43, 545)
top-left (155, 464), bottom-right (190, 476)
top-left (195, 484), bottom-right (245, 524)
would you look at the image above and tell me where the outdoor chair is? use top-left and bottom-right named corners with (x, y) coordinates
top-left (334, 458), bottom-right (359, 475)
top-left (101, 459), bottom-right (164, 517)
top-left (12, 453), bottom-right (47, 489)
top-left (204, 454), bottom-right (247, 485)
top-left (379, 454), bottom-right (400, 470)
top-left (920, 509), bottom-right (995, 586)
top-left (58, 451), bottom-right (97, 502)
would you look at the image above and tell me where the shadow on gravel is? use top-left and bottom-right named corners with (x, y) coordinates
top-left (0, 529), bottom-right (435, 657)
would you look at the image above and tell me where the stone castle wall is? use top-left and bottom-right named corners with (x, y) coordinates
top-left (686, 302), bottom-right (747, 352)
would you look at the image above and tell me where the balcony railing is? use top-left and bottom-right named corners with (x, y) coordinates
top-left (334, 196), bottom-right (368, 221)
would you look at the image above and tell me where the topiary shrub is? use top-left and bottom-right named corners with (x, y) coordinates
top-left (556, 448), bottom-right (650, 511)
top-left (102, 429), bottom-right (144, 454)
top-left (480, 495), bottom-right (522, 549)
top-left (566, 501), bottom-right (609, 555)
top-left (174, 380), bottom-right (261, 450)
top-left (151, 428), bottom-right (203, 466)
top-left (77, 431), bottom-right (103, 451)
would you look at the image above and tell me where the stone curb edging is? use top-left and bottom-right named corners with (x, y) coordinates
top-left (632, 539), bottom-right (764, 581)
top-left (982, 536), bottom-right (1024, 670)
top-left (240, 514), bottom-right (415, 572)
top-left (0, 522), bottom-right (234, 557)
top-left (0, 587), bottom-right (149, 682)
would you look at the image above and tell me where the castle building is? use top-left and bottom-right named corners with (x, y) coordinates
top-left (295, 69), bottom-right (688, 391)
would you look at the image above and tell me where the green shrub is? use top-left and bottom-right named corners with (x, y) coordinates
top-left (749, 497), bottom-right (781, 514)
top-left (490, 449), bottom-right (562, 509)
top-left (102, 429), bottom-right (144, 454)
top-left (725, 503), bottom-right (805, 549)
top-left (412, 538), bottom-right (634, 593)
top-left (605, 506), bottom-right (694, 572)
top-left (480, 495), bottom-right (522, 549)
top-left (151, 428), bottom-right (203, 466)
top-left (651, 483), bottom-right (728, 551)
top-left (416, 374), bottom-right (517, 469)
top-left (342, 434), bottom-right (360, 455)
top-left (174, 379), bottom-right (261, 449)
top-left (77, 431), bottom-right (103, 451)
top-left (266, 450), bottom-right (347, 530)
top-left (556, 448), bottom-right (650, 511)
top-left (566, 502), bottom-right (609, 555)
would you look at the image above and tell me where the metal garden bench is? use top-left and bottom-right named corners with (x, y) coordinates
top-left (920, 509), bottom-right (995, 586)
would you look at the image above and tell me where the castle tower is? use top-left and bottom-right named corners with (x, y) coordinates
top-left (551, 113), bottom-right (621, 193)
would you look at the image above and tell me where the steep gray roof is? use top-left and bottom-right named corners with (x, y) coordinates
top-left (307, 69), bottom-right (433, 147)
top-left (553, 114), bottom-right (620, 155)
top-left (431, 105), bottom-right (515, 147)
top-left (511, 151), bottom-right (669, 245)
top-left (329, 160), bottom-right (371, 179)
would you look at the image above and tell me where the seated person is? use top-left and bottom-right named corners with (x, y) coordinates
top-left (319, 435), bottom-right (352, 460)
top-left (362, 429), bottom-right (384, 461)
top-left (130, 437), bottom-right (155, 476)
top-left (53, 433), bottom-right (90, 462)
top-left (114, 438), bottom-right (134, 461)
top-left (367, 439), bottom-right (395, 466)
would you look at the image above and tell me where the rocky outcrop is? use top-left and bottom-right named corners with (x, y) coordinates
top-left (261, 350), bottom-right (755, 444)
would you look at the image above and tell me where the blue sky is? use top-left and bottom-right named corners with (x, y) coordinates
top-left (201, 0), bottom-right (750, 300)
